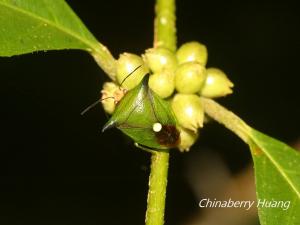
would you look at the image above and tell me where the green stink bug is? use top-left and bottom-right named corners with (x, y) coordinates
top-left (102, 73), bottom-right (180, 150)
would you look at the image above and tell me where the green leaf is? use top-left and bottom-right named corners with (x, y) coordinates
top-left (249, 129), bottom-right (300, 225)
top-left (200, 98), bottom-right (300, 225)
top-left (0, 0), bottom-right (98, 56)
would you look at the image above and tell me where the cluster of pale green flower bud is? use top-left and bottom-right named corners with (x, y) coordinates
top-left (101, 41), bottom-right (234, 152)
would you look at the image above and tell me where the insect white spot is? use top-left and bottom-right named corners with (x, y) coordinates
top-left (153, 123), bottom-right (162, 132)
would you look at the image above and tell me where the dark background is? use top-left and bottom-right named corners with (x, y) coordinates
top-left (0, 0), bottom-right (299, 225)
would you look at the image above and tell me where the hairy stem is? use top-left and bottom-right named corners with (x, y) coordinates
top-left (154, 0), bottom-right (176, 51)
top-left (90, 42), bottom-right (117, 81)
top-left (145, 0), bottom-right (176, 225)
top-left (145, 151), bottom-right (170, 225)
top-left (201, 97), bottom-right (251, 143)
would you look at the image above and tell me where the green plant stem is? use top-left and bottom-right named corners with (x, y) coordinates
top-left (145, 151), bottom-right (169, 225)
top-left (154, 0), bottom-right (176, 51)
top-left (200, 97), bottom-right (251, 144)
top-left (145, 0), bottom-right (176, 225)
top-left (90, 42), bottom-right (117, 81)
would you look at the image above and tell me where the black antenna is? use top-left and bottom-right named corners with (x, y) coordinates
top-left (81, 65), bottom-right (143, 116)
top-left (120, 65), bottom-right (143, 87)
top-left (81, 97), bottom-right (115, 115)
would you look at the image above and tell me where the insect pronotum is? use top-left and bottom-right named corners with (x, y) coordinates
top-left (83, 67), bottom-right (180, 150)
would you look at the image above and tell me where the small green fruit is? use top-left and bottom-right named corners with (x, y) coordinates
top-left (178, 127), bottom-right (199, 152)
top-left (200, 68), bottom-right (234, 98)
top-left (116, 53), bottom-right (149, 90)
top-left (143, 47), bottom-right (177, 73)
top-left (149, 71), bottom-right (175, 98)
top-left (176, 41), bottom-right (208, 66)
top-left (175, 62), bottom-right (206, 94)
top-left (171, 94), bottom-right (204, 132)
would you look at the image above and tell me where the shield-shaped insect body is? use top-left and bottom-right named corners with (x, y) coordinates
top-left (102, 74), bottom-right (180, 150)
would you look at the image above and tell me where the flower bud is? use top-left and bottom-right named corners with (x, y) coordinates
top-left (116, 53), bottom-right (149, 90)
top-left (101, 82), bottom-right (125, 114)
top-left (171, 94), bottom-right (204, 132)
top-left (175, 62), bottom-right (206, 94)
top-left (176, 41), bottom-right (208, 66)
top-left (143, 47), bottom-right (177, 73)
top-left (199, 68), bottom-right (234, 98)
top-left (177, 127), bottom-right (199, 152)
top-left (149, 71), bottom-right (175, 98)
